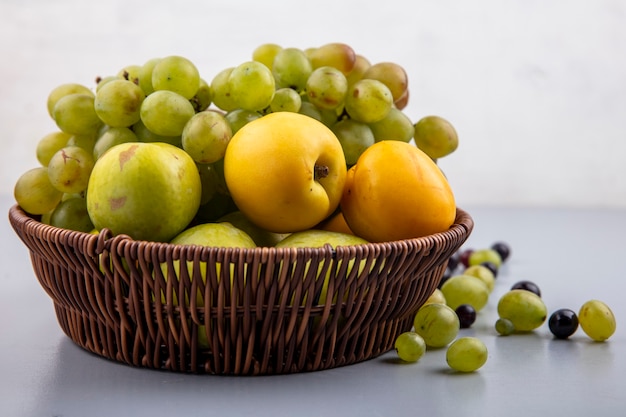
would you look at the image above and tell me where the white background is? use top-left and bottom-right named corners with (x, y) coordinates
top-left (1, 0), bottom-right (625, 208)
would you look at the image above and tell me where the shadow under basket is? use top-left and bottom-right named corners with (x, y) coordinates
top-left (9, 205), bottom-right (473, 375)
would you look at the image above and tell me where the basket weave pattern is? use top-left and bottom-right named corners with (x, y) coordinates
top-left (9, 205), bottom-right (473, 375)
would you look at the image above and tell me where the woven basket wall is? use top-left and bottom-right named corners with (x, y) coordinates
top-left (9, 205), bottom-right (473, 375)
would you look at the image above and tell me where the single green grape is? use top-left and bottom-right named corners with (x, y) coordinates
top-left (228, 61), bottom-right (275, 112)
top-left (272, 47), bottom-right (313, 92)
top-left (495, 318), bottom-right (515, 335)
top-left (182, 111), bottom-right (233, 164)
top-left (95, 75), bottom-right (120, 92)
top-left (14, 167), bottom-right (63, 215)
top-left (413, 303), bottom-right (460, 348)
top-left (344, 79), bottom-right (393, 123)
top-left (151, 55), bottom-right (200, 100)
top-left (95, 79), bottom-right (145, 127)
top-left (49, 196), bottom-right (94, 232)
top-left (497, 289), bottom-right (547, 332)
top-left (117, 64), bottom-right (141, 84)
top-left (140, 90), bottom-right (195, 137)
top-left (462, 264), bottom-right (496, 293)
top-left (362, 62), bottom-right (408, 102)
top-left (346, 54), bottom-right (371, 86)
top-left (191, 78), bottom-right (212, 112)
top-left (132, 119), bottom-right (181, 147)
top-left (578, 300), bottom-right (616, 342)
top-left (395, 332), bottom-right (426, 363)
top-left (413, 115), bottom-right (459, 160)
top-left (469, 248), bottom-right (502, 268)
top-left (67, 133), bottom-right (98, 154)
top-left (224, 109), bottom-right (262, 135)
top-left (36, 131), bottom-right (71, 166)
top-left (368, 107), bottom-right (414, 143)
top-left (210, 67), bottom-right (238, 112)
top-left (269, 87), bottom-right (302, 113)
top-left (138, 57), bottom-right (161, 95)
top-left (446, 337), bottom-right (488, 372)
top-left (47, 145), bottom-right (95, 194)
top-left (331, 119), bottom-right (375, 165)
top-left (47, 83), bottom-right (94, 118)
top-left (93, 127), bottom-right (138, 160)
top-left (440, 274), bottom-right (490, 311)
top-left (308, 42), bottom-right (356, 75)
top-left (305, 66), bottom-right (348, 110)
top-left (53, 93), bottom-right (103, 136)
top-left (252, 43), bottom-right (282, 70)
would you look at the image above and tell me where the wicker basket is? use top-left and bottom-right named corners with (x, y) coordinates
top-left (9, 204), bottom-right (473, 375)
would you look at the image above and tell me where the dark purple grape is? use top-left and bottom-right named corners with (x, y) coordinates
top-left (549, 309), bottom-right (579, 339)
top-left (458, 248), bottom-right (474, 268)
top-left (455, 304), bottom-right (477, 328)
top-left (480, 261), bottom-right (499, 278)
top-left (511, 280), bottom-right (541, 297)
top-left (491, 241), bottom-right (511, 263)
top-left (447, 251), bottom-right (461, 272)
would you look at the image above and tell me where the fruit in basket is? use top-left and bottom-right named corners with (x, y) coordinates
top-left (224, 112), bottom-right (347, 233)
top-left (340, 140), bottom-right (456, 242)
top-left (275, 229), bottom-right (369, 305)
top-left (47, 145), bottom-right (95, 194)
top-left (86, 142), bottom-right (202, 242)
top-left (413, 115), bottom-right (458, 160)
top-left (14, 167), bottom-right (63, 215)
top-left (218, 211), bottom-right (289, 247)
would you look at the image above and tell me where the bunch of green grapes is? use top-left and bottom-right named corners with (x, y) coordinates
top-left (14, 54), bottom-right (233, 229)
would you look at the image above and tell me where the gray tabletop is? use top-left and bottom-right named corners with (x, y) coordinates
top-left (2, 194), bottom-right (624, 417)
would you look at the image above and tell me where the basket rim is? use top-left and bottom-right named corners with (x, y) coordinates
top-left (8, 204), bottom-right (473, 255)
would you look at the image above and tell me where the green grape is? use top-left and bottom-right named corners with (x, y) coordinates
top-left (36, 131), bottom-right (71, 166)
top-left (413, 303), bottom-right (460, 348)
top-left (495, 318), bottom-right (515, 335)
top-left (331, 119), bottom-right (375, 165)
top-left (14, 167), bottom-right (63, 215)
top-left (224, 109), bottom-right (262, 134)
top-left (462, 265), bottom-right (496, 293)
top-left (152, 55), bottom-right (200, 100)
top-left (344, 79), bottom-right (393, 123)
top-left (362, 62), bottom-right (408, 102)
top-left (446, 337), bottom-right (488, 372)
top-left (132, 119), bottom-right (181, 147)
top-left (49, 196), bottom-right (94, 232)
top-left (94, 79), bottom-right (145, 127)
top-left (413, 115), bottom-right (459, 160)
top-left (440, 274), bottom-right (490, 311)
top-left (394, 331), bottom-right (426, 363)
top-left (368, 107), bottom-right (414, 143)
top-left (307, 42), bottom-right (356, 75)
top-left (497, 289), bottom-right (547, 332)
top-left (210, 67), bottom-right (238, 112)
top-left (95, 75), bottom-right (121, 92)
top-left (117, 64), bottom-right (141, 84)
top-left (53, 93), bottom-right (102, 136)
top-left (468, 248), bottom-right (502, 268)
top-left (47, 145), bottom-right (95, 194)
top-left (305, 66), bottom-right (348, 110)
top-left (47, 83), bottom-right (94, 118)
top-left (252, 43), bottom-right (282, 70)
top-left (67, 133), bottom-right (98, 153)
top-left (138, 57), bottom-right (161, 95)
top-left (578, 300), bottom-right (616, 342)
top-left (269, 87), bottom-right (302, 113)
top-left (93, 127), bottom-right (138, 159)
top-left (182, 111), bottom-right (232, 164)
top-left (190, 78), bottom-right (212, 112)
top-left (140, 90), bottom-right (195, 137)
top-left (298, 101), bottom-right (322, 122)
top-left (229, 61), bottom-right (275, 111)
top-left (346, 54), bottom-right (371, 86)
top-left (272, 47), bottom-right (313, 92)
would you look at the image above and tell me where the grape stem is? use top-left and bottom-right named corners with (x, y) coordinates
top-left (314, 164), bottom-right (329, 180)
